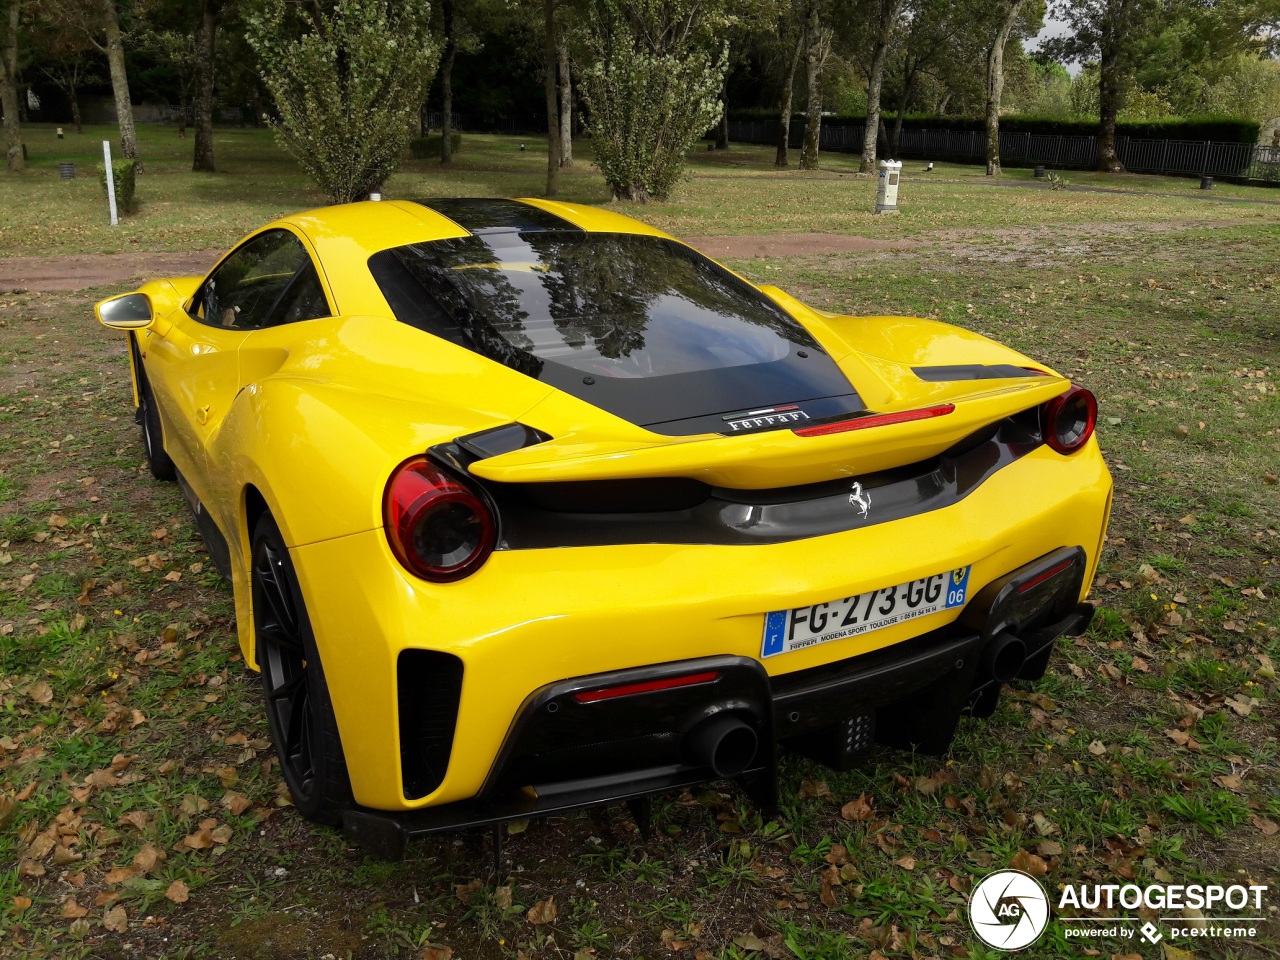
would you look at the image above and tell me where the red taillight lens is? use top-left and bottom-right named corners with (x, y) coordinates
top-left (384, 457), bottom-right (496, 582)
top-left (572, 671), bottom-right (720, 704)
top-left (793, 404), bottom-right (955, 438)
top-left (1042, 386), bottom-right (1098, 454)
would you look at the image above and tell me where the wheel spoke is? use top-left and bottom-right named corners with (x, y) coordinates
top-left (254, 544), bottom-right (299, 639)
top-left (266, 671), bottom-right (305, 703)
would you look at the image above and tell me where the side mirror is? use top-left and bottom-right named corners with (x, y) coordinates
top-left (95, 293), bottom-right (153, 330)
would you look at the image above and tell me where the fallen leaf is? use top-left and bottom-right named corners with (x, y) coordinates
top-left (798, 778), bottom-right (831, 798)
top-left (1009, 849), bottom-right (1048, 876)
top-left (164, 880), bottom-right (189, 904)
top-left (61, 898), bottom-right (89, 919)
top-left (893, 855), bottom-right (916, 870)
top-left (103, 905), bottom-right (128, 932)
top-left (731, 933), bottom-right (764, 951)
top-left (1251, 816), bottom-right (1278, 836)
top-left (105, 865), bottom-right (140, 884)
top-left (819, 864), bottom-right (841, 907)
top-left (221, 791), bottom-right (252, 816)
top-left (840, 794), bottom-right (874, 821)
top-left (454, 878), bottom-right (482, 904)
top-left (134, 844), bottom-right (166, 875)
top-left (418, 947), bottom-right (453, 960)
top-left (495, 885), bottom-right (512, 909)
top-left (29, 681), bottom-right (53, 704)
top-left (1088, 740), bottom-right (1107, 755)
top-left (1213, 774), bottom-right (1244, 793)
top-left (1162, 944), bottom-right (1196, 960)
top-left (527, 896), bottom-right (556, 925)
top-left (1225, 695), bottom-right (1257, 717)
top-left (179, 826), bottom-right (213, 851)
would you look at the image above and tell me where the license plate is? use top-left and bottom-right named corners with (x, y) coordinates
top-left (761, 566), bottom-right (972, 658)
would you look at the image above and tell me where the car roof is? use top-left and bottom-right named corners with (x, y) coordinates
top-left (277, 197), bottom-right (673, 265)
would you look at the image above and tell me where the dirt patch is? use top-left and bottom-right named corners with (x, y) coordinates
top-left (683, 233), bottom-right (922, 258)
top-left (0, 250), bottom-right (223, 292)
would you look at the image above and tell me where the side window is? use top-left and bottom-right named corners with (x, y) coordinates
top-left (190, 229), bottom-right (330, 330)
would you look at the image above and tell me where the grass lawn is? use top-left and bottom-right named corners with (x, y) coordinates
top-left (0, 126), bottom-right (1277, 960)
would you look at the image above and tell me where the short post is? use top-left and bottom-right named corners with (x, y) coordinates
top-left (875, 159), bottom-right (902, 214)
top-left (102, 140), bottom-right (119, 226)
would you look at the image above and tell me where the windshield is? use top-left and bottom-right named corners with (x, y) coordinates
top-left (368, 232), bottom-right (818, 380)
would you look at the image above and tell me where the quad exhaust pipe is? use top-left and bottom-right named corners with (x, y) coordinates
top-left (687, 714), bottom-right (758, 777)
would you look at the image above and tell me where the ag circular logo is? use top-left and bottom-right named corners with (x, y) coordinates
top-left (969, 869), bottom-right (1050, 951)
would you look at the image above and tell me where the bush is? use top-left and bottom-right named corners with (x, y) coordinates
top-left (579, 0), bottom-right (726, 202)
top-left (728, 110), bottom-right (1261, 143)
top-left (246, 0), bottom-right (440, 204)
top-left (97, 159), bottom-right (138, 215)
top-left (408, 133), bottom-right (462, 159)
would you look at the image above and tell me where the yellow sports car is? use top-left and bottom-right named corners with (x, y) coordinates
top-left (96, 198), bottom-right (1111, 858)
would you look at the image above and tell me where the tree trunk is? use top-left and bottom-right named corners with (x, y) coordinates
top-left (70, 86), bottom-right (83, 134)
top-left (193, 0), bottom-right (218, 172)
top-left (714, 71), bottom-right (728, 149)
top-left (558, 37), bottom-right (572, 166)
top-left (799, 0), bottom-right (823, 171)
top-left (859, 0), bottom-right (904, 174)
top-left (1096, 38), bottom-right (1124, 172)
top-left (542, 0), bottom-right (561, 197)
top-left (775, 28), bottom-right (804, 167)
top-left (1, 0), bottom-right (22, 172)
top-left (441, 0), bottom-right (455, 164)
top-left (891, 62), bottom-right (913, 157)
top-left (985, 0), bottom-right (1022, 177)
top-left (102, 0), bottom-right (140, 166)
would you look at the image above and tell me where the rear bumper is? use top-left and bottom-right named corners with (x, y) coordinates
top-left (341, 549), bottom-right (1094, 858)
top-left (290, 439), bottom-right (1111, 812)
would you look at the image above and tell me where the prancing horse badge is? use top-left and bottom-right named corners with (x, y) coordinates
top-left (849, 481), bottom-right (871, 519)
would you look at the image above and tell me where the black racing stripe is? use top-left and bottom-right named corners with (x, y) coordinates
top-left (913, 364), bottom-right (1042, 382)
top-left (411, 198), bottom-right (584, 235)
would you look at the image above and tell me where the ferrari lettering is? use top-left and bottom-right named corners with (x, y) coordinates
top-left (724, 410), bottom-right (811, 432)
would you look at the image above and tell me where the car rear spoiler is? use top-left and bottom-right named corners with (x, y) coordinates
top-left (466, 376), bottom-right (1070, 489)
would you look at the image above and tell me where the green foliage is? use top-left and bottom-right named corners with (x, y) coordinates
top-left (578, 0), bottom-right (728, 202)
top-left (96, 158), bottom-right (137, 214)
top-left (245, 0), bottom-right (440, 205)
top-left (408, 132), bottom-right (462, 159)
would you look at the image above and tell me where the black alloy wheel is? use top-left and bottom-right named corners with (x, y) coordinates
top-left (251, 514), bottom-right (352, 825)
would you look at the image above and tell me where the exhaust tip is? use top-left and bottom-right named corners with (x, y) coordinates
top-left (984, 632), bottom-right (1027, 684)
top-left (687, 714), bottom-right (758, 778)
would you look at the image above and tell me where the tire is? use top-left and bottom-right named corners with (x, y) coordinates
top-left (131, 342), bottom-right (176, 482)
top-left (251, 513), bottom-right (353, 825)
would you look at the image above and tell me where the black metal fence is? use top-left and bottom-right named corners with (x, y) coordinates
top-left (728, 119), bottom-right (1280, 182)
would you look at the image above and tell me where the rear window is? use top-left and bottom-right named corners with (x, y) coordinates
top-left (368, 232), bottom-right (817, 380)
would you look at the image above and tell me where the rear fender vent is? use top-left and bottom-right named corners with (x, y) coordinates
top-left (397, 650), bottom-right (464, 800)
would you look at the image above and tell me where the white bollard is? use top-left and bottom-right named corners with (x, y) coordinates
top-left (876, 159), bottom-right (903, 214)
top-left (103, 140), bottom-right (119, 226)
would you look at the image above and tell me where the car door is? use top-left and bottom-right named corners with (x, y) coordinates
top-left (200, 230), bottom-right (337, 539)
top-left (143, 229), bottom-right (315, 500)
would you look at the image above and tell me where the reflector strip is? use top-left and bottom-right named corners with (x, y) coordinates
top-left (1016, 558), bottom-right (1076, 594)
top-left (793, 404), bottom-right (955, 437)
top-left (573, 671), bottom-right (720, 704)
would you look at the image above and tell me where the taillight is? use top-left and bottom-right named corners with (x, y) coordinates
top-left (384, 457), bottom-right (496, 582)
top-left (1042, 386), bottom-right (1097, 454)
top-left (793, 404), bottom-right (955, 437)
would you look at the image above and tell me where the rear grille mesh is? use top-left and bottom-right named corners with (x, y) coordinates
top-left (397, 650), bottom-right (464, 799)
